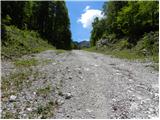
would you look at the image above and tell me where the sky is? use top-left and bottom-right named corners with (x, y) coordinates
top-left (66, 1), bottom-right (105, 42)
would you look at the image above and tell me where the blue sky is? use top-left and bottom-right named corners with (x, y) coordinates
top-left (66, 1), bottom-right (105, 42)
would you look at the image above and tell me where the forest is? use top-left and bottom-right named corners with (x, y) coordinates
top-left (90, 1), bottom-right (159, 61)
top-left (2, 1), bottom-right (72, 59)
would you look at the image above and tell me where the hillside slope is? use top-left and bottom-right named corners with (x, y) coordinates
top-left (1, 25), bottom-right (55, 60)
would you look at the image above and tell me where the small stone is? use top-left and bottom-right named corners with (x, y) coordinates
top-left (33, 92), bottom-right (36, 95)
top-left (55, 99), bottom-right (64, 105)
top-left (9, 95), bottom-right (17, 102)
top-left (94, 64), bottom-right (98, 67)
top-left (68, 76), bottom-right (72, 79)
top-left (52, 63), bottom-right (56, 65)
top-left (38, 115), bottom-right (42, 119)
top-left (65, 93), bottom-right (72, 99)
top-left (91, 115), bottom-right (96, 118)
top-left (148, 108), bottom-right (154, 112)
top-left (79, 76), bottom-right (83, 79)
top-left (79, 71), bottom-right (82, 74)
top-left (86, 109), bottom-right (93, 113)
top-left (27, 108), bottom-right (32, 112)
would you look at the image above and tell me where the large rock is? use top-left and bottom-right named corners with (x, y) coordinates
top-left (96, 39), bottom-right (112, 48)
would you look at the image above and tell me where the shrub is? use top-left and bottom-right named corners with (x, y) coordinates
top-left (135, 31), bottom-right (159, 56)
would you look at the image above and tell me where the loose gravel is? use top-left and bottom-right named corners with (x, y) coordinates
top-left (1, 50), bottom-right (159, 119)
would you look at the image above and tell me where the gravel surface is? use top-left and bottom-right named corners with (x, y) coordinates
top-left (1, 50), bottom-right (159, 119)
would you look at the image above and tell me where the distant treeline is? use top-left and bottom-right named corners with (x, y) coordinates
top-left (2, 1), bottom-right (72, 50)
top-left (90, 1), bottom-right (159, 47)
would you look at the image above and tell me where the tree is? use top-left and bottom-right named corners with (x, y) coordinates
top-left (53, 1), bottom-right (72, 49)
top-left (2, 1), bottom-right (72, 50)
top-left (90, 1), bottom-right (159, 47)
top-left (90, 17), bottom-right (106, 46)
top-left (2, 1), bottom-right (26, 28)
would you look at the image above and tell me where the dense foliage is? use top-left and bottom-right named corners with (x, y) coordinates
top-left (2, 1), bottom-right (72, 50)
top-left (90, 1), bottom-right (159, 50)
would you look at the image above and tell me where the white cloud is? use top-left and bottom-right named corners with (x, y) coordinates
top-left (77, 6), bottom-right (104, 29)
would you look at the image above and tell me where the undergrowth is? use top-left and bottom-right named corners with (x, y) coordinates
top-left (1, 25), bottom-right (55, 60)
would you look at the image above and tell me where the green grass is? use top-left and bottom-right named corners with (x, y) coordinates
top-left (107, 49), bottom-right (144, 60)
top-left (55, 49), bottom-right (66, 54)
top-left (1, 70), bottom-right (40, 99)
top-left (35, 101), bottom-right (55, 119)
top-left (1, 72), bottom-right (31, 99)
top-left (36, 85), bottom-right (53, 97)
top-left (42, 59), bottom-right (55, 64)
top-left (14, 58), bottom-right (39, 67)
top-left (14, 58), bottom-right (57, 67)
top-left (1, 25), bottom-right (55, 60)
top-left (2, 111), bottom-right (18, 119)
top-left (84, 45), bottom-right (158, 63)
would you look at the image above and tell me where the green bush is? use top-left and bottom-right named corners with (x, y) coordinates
top-left (143, 31), bottom-right (159, 55)
top-left (135, 31), bottom-right (159, 56)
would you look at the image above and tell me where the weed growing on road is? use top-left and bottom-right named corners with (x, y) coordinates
top-left (36, 85), bottom-right (53, 97)
top-left (36, 101), bottom-right (55, 118)
top-left (2, 72), bottom-right (30, 92)
top-left (41, 59), bottom-right (55, 64)
top-left (3, 111), bottom-right (19, 119)
top-left (84, 46), bottom-right (158, 64)
top-left (14, 58), bottom-right (39, 67)
top-left (1, 70), bottom-right (40, 100)
top-left (55, 49), bottom-right (66, 55)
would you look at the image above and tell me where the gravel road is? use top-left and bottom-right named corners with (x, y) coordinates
top-left (1, 50), bottom-right (159, 119)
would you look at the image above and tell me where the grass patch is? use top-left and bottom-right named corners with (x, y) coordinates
top-left (1, 72), bottom-right (30, 99)
top-left (36, 101), bottom-right (55, 119)
top-left (2, 72), bottom-right (30, 92)
top-left (84, 45), bottom-right (158, 63)
top-left (36, 85), bottom-right (53, 97)
top-left (1, 70), bottom-right (40, 99)
top-left (107, 49), bottom-right (144, 60)
top-left (42, 59), bottom-right (55, 64)
top-left (14, 58), bottom-right (39, 67)
top-left (2, 111), bottom-right (18, 119)
top-left (55, 49), bottom-right (66, 55)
